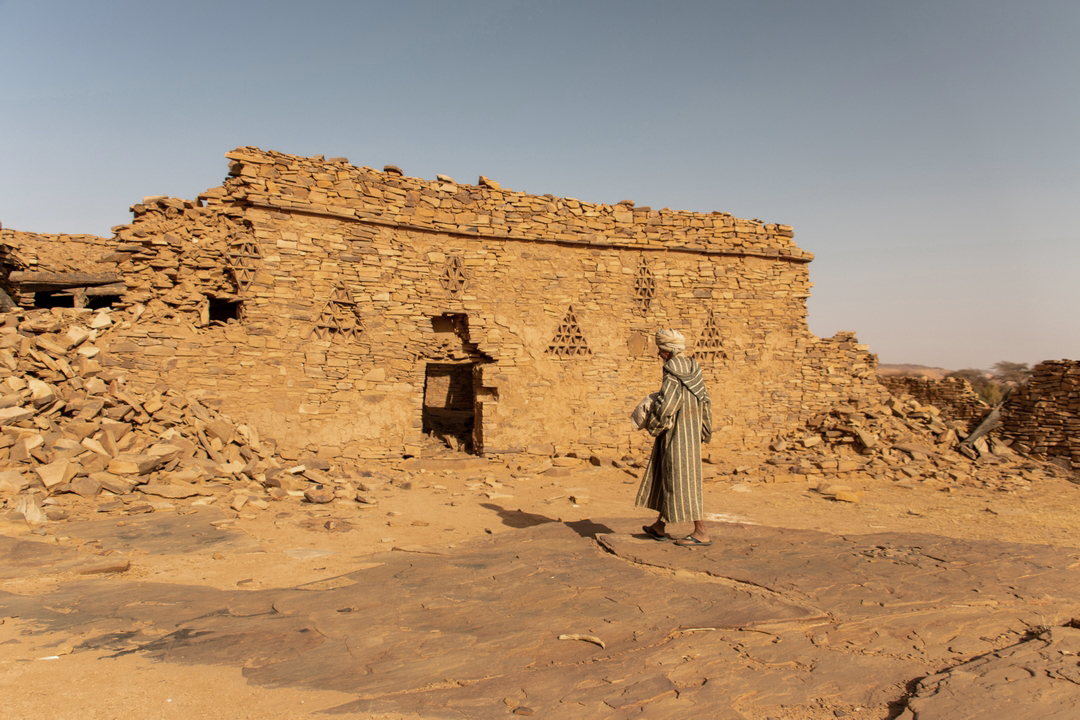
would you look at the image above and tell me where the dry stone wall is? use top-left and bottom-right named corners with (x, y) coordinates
top-left (1001, 360), bottom-right (1080, 471)
top-left (47, 148), bottom-right (887, 460)
top-left (0, 229), bottom-right (117, 308)
top-left (878, 376), bottom-right (989, 430)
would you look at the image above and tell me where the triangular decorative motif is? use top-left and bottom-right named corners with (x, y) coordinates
top-left (311, 285), bottom-right (364, 342)
top-left (440, 255), bottom-right (469, 298)
top-left (547, 306), bottom-right (591, 357)
top-left (226, 241), bottom-right (261, 292)
top-left (694, 312), bottom-right (726, 362)
top-left (633, 255), bottom-right (655, 317)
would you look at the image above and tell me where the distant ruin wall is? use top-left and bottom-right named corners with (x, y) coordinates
top-left (1001, 360), bottom-right (1080, 471)
top-left (878, 376), bottom-right (989, 430)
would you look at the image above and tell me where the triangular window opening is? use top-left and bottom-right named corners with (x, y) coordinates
top-left (226, 240), bottom-right (261, 293)
top-left (694, 312), bottom-right (726, 362)
top-left (633, 255), bottom-right (655, 317)
top-left (547, 306), bottom-right (591, 357)
top-left (312, 285), bottom-right (364, 342)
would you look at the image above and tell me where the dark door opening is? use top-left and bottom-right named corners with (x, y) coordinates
top-left (422, 362), bottom-right (476, 453)
top-left (34, 291), bottom-right (74, 309)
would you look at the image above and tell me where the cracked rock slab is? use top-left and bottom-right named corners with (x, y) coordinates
top-left (3, 518), bottom-right (1080, 718)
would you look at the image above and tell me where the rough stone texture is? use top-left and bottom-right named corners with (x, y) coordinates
top-left (897, 625), bottom-right (1080, 720)
top-left (879, 376), bottom-right (990, 430)
top-left (743, 389), bottom-right (1061, 493)
top-left (0, 229), bottom-right (117, 308)
top-left (4, 516), bottom-right (1080, 718)
top-left (1002, 360), bottom-right (1080, 472)
top-left (13, 147), bottom-right (885, 461)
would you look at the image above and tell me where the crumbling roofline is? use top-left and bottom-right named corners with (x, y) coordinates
top-left (244, 200), bottom-right (814, 264)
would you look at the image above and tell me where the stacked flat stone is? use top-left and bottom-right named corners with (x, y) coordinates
top-left (90, 148), bottom-right (888, 460)
top-left (0, 306), bottom-right (360, 522)
top-left (879, 376), bottom-right (989, 427)
top-left (1002, 360), bottom-right (1080, 471)
top-left (220, 148), bottom-right (812, 261)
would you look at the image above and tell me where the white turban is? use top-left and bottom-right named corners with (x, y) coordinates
top-left (655, 328), bottom-right (686, 354)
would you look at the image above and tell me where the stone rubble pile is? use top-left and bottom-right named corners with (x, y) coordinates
top-left (755, 390), bottom-right (1066, 492)
top-left (0, 306), bottom-right (373, 525)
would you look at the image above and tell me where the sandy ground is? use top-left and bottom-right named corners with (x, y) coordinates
top-left (2, 452), bottom-right (1079, 719)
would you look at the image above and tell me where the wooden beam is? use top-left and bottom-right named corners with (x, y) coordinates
top-left (54, 283), bottom-right (126, 297)
top-left (7, 271), bottom-right (121, 291)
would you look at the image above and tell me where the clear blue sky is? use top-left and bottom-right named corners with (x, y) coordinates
top-left (3, 0), bottom-right (1077, 370)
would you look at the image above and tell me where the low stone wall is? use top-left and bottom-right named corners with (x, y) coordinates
top-left (1001, 360), bottom-right (1080, 471)
top-left (878, 376), bottom-right (989, 431)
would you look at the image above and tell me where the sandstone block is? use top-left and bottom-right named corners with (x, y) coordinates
top-left (108, 453), bottom-right (164, 475)
top-left (0, 469), bottom-right (29, 494)
top-left (68, 477), bottom-right (103, 497)
top-left (140, 483), bottom-right (202, 499)
top-left (35, 459), bottom-right (77, 489)
top-left (0, 406), bottom-right (34, 425)
top-left (90, 472), bottom-right (135, 495)
top-left (304, 486), bottom-right (334, 504)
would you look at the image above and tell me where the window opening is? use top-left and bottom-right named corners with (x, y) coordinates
top-left (312, 285), bottom-right (363, 342)
top-left (226, 240), bottom-right (261, 292)
top-left (86, 295), bottom-right (121, 310)
top-left (208, 298), bottom-right (243, 324)
top-left (547, 306), bottom-right (591, 357)
top-left (440, 255), bottom-right (469, 298)
top-left (633, 255), bottom-right (655, 317)
top-left (694, 312), bottom-right (726, 362)
top-left (33, 292), bottom-right (73, 309)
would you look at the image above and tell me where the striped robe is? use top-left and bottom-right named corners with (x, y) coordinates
top-left (635, 355), bottom-right (713, 523)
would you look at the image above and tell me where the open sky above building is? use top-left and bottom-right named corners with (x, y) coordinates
top-left (2, 0), bottom-right (1077, 370)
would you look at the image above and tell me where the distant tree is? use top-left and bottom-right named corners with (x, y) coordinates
top-left (947, 368), bottom-right (1003, 405)
top-left (991, 361), bottom-right (1031, 387)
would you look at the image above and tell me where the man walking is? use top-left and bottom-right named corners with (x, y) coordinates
top-left (636, 328), bottom-right (713, 546)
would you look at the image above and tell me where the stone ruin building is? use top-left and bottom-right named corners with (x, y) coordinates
top-left (0, 147), bottom-right (906, 461)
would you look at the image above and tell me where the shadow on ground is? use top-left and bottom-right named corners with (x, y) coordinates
top-left (4, 512), bottom-right (1080, 718)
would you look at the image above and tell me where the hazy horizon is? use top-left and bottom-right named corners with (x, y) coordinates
top-left (3, 1), bottom-right (1077, 370)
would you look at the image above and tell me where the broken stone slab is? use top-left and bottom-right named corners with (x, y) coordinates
top-left (304, 486), bottom-right (334, 504)
top-left (13, 494), bottom-right (48, 524)
top-left (89, 471), bottom-right (135, 495)
top-left (139, 483), bottom-right (206, 499)
top-left (34, 458), bottom-right (78, 489)
top-left (897, 625), bottom-right (1080, 720)
top-left (894, 442), bottom-right (938, 459)
top-left (0, 405), bottom-right (35, 424)
top-left (107, 453), bottom-right (165, 475)
top-left (74, 558), bottom-right (131, 575)
top-left (68, 477), bottom-right (103, 498)
top-left (0, 469), bottom-right (29, 495)
top-left (145, 443), bottom-right (184, 463)
top-left (27, 378), bottom-right (56, 407)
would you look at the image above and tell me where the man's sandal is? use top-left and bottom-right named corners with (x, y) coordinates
top-left (642, 525), bottom-right (670, 542)
top-left (675, 535), bottom-right (713, 547)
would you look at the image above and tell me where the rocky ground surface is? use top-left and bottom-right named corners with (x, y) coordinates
top-left (3, 447), bottom-right (1080, 720)
top-left (3, 306), bottom-right (1080, 718)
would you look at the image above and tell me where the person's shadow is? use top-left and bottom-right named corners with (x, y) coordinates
top-left (479, 504), bottom-right (614, 539)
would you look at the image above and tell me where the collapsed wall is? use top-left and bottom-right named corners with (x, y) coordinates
top-left (0, 229), bottom-right (119, 309)
top-left (4, 148), bottom-right (888, 460)
top-left (1001, 360), bottom-right (1080, 472)
top-left (878, 376), bottom-right (989, 431)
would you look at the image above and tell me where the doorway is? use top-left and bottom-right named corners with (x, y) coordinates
top-left (422, 362), bottom-right (476, 452)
